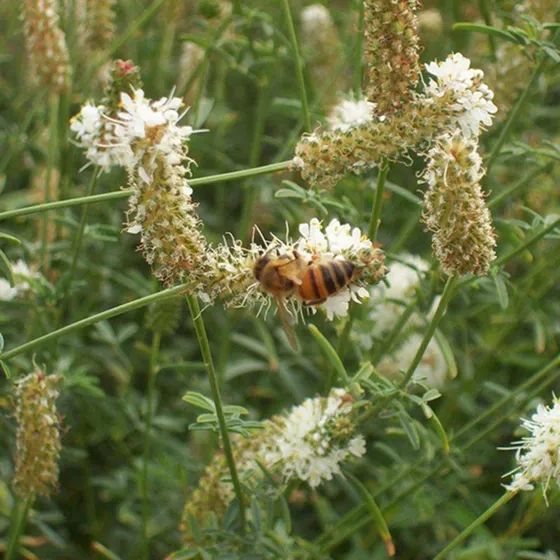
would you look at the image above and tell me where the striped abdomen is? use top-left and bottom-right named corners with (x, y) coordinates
top-left (298, 259), bottom-right (355, 305)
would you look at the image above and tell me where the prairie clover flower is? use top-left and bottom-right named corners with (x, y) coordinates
top-left (327, 96), bottom-right (377, 132)
top-left (503, 396), bottom-right (560, 498)
top-left (181, 389), bottom-right (364, 541)
top-left (424, 53), bottom-right (497, 138)
top-left (293, 53), bottom-right (496, 188)
top-left (263, 388), bottom-right (366, 488)
top-left (22, 0), bottom-right (70, 92)
top-left (210, 218), bottom-right (386, 321)
top-left (364, 0), bottom-right (421, 114)
top-left (421, 132), bottom-right (496, 276)
top-left (300, 4), bottom-right (344, 97)
top-left (0, 260), bottom-right (41, 302)
top-left (13, 369), bottom-right (62, 499)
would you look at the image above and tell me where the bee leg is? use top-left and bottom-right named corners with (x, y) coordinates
top-left (303, 298), bottom-right (327, 306)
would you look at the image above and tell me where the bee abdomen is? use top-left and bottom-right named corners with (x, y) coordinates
top-left (253, 255), bottom-right (270, 280)
top-left (299, 260), bottom-right (355, 303)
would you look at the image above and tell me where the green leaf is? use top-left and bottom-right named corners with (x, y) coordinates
top-left (183, 391), bottom-right (216, 412)
top-left (434, 329), bottom-right (458, 379)
top-left (1, 360), bottom-right (11, 379)
top-left (0, 249), bottom-right (15, 286)
top-left (0, 333), bottom-right (3, 353)
top-left (0, 231), bottom-right (21, 244)
top-left (493, 273), bottom-right (509, 310)
top-left (452, 22), bottom-right (521, 43)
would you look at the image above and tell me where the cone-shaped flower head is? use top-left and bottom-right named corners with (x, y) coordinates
top-left (22, 0), bottom-right (70, 92)
top-left (421, 131), bottom-right (496, 276)
top-left (13, 369), bottom-right (62, 499)
top-left (364, 0), bottom-right (421, 114)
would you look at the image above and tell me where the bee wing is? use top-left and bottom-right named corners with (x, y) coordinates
top-left (276, 298), bottom-right (299, 351)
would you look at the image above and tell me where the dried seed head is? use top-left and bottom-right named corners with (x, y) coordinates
top-left (22, 0), bottom-right (71, 93)
top-left (13, 369), bottom-right (62, 499)
top-left (421, 132), bottom-right (497, 276)
top-left (364, 0), bottom-right (421, 114)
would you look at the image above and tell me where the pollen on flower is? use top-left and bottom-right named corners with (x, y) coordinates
top-left (502, 396), bottom-right (560, 499)
top-left (13, 369), bottom-right (62, 499)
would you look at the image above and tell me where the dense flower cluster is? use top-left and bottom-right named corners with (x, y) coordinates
top-left (210, 218), bottom-right (386, 321)
top-left (503, 396), bottom-right (560, 498)
top-left (424, 53), bottom-right (497, 138)
top-left (181, 389), bottom-right (364, 542)
top-left (293, 52), bottom-right (497, 188)
top-left (22, 0), bottom-right (70, 92)
top-left (263, 388), bottom-right (366, 487)
top-left (327, 97), bottom-right (377, 132)
top-left (421, 132), bottom-right (496, 276)
top-left (13, 370), bottom-right (62, 499)
top-left (364, 0), bottom-right (421, 114)
top-left (0, 261), bottom-right (41, 302)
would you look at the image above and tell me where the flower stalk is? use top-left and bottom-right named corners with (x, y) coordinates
top-left (185, 294), bottom-right (246, 533)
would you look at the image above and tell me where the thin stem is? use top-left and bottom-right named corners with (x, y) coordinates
top-left (281, 0), bottom-right (312, 131)
top-left (434, 492), bottom-right (517, 559)
top-left (0, 161), bottom-right (292, 222)
top-left (238, 78), bottom-right (270, 240)
top-left (64, 168), bottom-right (100, 299)
top-left (486, 56), bottom-right (548, 172)
top-left (399, 276), bottom-right (458, 388)
top-left (40, 93), bottom-right (60, 270)
top-left (5, 497), bottom-right (32, 560)
top-left (354, 0), bottom-right (365, 95)
top-left (368, 162), bottom-right (389, 242)
top-left (140, 331), bottom-right (161, 560)
top-left (0, 284), bottom-right (188, 364)
top-left (494, 218), bottom-right (560, 267)
top-left (185, 295), bottom-right (246, 533)
top-left (488, 164), bottom-right (551, 209)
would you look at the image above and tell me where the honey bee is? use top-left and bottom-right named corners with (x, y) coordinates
top-left (254, 250), bottom-right (358, 349)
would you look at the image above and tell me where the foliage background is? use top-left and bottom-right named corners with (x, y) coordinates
top-left (1, 0), bottom-right (560, 558)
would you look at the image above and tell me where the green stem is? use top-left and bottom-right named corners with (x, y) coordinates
top-left (494, 218), bottom-right (560, 267)
top-left (399, 276), bottom-right (458, 388)
top-left (185, 295), bottom-right (246, 533)
top-left (40, 93), bottom-right (60, 270)
top-left (0, 284), bottom-right (188, 364)
top-left (488, 164), bottom-right (551, 209)
top-left (486, 55), bottom-right (548, 172)
top-left (434, 492), bottom-right (517, 560)
top-left (354, 0), bottom-right (365, 95)
top-left (368, 162), bottom-right (389, 241)
top-left (140, 331), bottom-right (161, 560)
top-left (92, 0), bottom-right (167, 71)
top-left (0, 161), bottom-right (292, 222)
top-left (5, 497), bottom-right (32, 560)
top-left (238, 79), bottom-right (270, 240)
top-left (281, 0), bottom-right (312, 131)
top-left (64, 168), bottom-right (100, 299)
